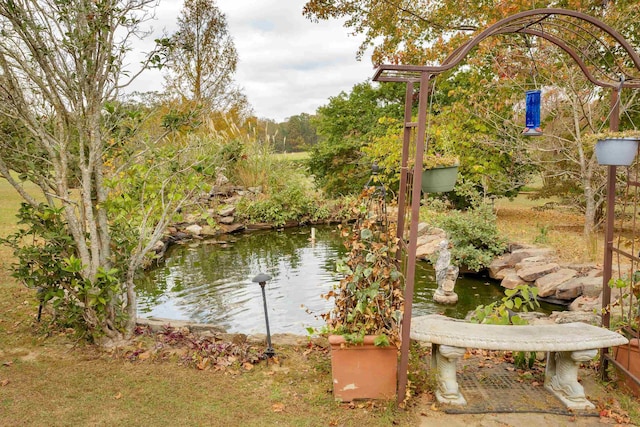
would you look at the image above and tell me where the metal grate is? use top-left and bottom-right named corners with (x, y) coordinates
top-left (441, 362), bottom-right (599, 416)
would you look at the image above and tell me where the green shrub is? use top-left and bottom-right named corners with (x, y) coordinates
top-left (433, 202), bottom-right (506, 272)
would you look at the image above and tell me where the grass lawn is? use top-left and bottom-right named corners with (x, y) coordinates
top-left (0, 177), bottom-right (638, 426)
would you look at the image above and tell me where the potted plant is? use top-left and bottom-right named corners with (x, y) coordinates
top-left (322, 187), bottom-right (404, 401)
top-left (607, 274), bottom-right (640, 397)
top-left (421, 152), bottom-right (460, 193)
top-left (589, 130), bottom-right (640, 166)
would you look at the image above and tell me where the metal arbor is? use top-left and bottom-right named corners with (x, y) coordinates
top-left (371, 8), bottom-right (640, 404)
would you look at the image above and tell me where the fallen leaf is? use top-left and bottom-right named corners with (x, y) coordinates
top-left (197, 357), bottom-right (210, 370)
top-left (272, 403), bottom-right (285, 412)
top-left (430, 403), bottom-right (439, 411)
top-left (1, 379), bottom-right (9, 386)
top-left (114, 392), bottom-right (122, 400)
top-left (242, 362), bottom-right (253, 371)
top-left (2, 361), bottom-right (12, 367)
top-left (137, 351), bottom-right (150, 361)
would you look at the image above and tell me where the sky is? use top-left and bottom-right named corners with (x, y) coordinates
top-left (129, 0), bottom-right (377, 122)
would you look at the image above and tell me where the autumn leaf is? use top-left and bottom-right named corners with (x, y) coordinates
top-left (114, 392), bottom-right (122, 400)
top-left (137, 351), bottom-right (150, 361)
top-left (197, 357), bottom-right (210, 370)
top-left (272, 403), bottom-right (285, 412)
top-left (2, 361), bottom-right (12, 367)
top-left (242, 362), bottom-right (253, 371)
top-left (1, 379), bottom-right (9, 386)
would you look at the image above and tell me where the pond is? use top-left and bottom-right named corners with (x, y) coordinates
top-left (136, 225), bottom-right (552, 335)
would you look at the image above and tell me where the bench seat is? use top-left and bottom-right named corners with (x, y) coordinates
top-left (410, 314), bottom-right (628, 410)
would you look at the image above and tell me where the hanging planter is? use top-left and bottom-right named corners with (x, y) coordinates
top-left (595, 137), bottom-right (640, 166)
top-left (422, 166), bottom-right (459, 193)
top-left (422, 154), bottom-right (459, 193)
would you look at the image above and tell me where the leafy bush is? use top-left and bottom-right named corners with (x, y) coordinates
top-left (469, 284), bottom-right (540, 368)
top-left (433, 202), bottom-right (506, 272)
top-left (2, 204), bottom-right (124, 337)
top-left (236, 182), bottom-right (327, 226)
top-left (320, 188), bottom-right (404, 347)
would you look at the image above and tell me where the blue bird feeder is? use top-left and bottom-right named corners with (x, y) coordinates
top-left (523, 89), bottom-right (543, 136)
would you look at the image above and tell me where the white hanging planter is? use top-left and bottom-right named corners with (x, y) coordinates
top-left (595, 137), bottom-right (640, 166)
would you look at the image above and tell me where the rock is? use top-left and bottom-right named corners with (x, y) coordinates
top-left (433, 291), bottom-right (458, 304)
top-left (569, 294), bottom-right (602, 312)
top-left (535, 268), bottom-right (578, 297)
top-left (493, 267), bottom-right (515, 281)
top-left (555, 279), bottom-right (584, 300)
top-left (514, 256), bottom-right (549, 272)
top-left (488, 255), bottom-right (511, 279)
top-left (518, 312), bottom-right (554, 325)
top-left (517, 262), bottom-right (560, 282)
top-left (501, 271), bottom-right (529, 289)
top-left (218, 206), bottom-right (236, 216)
top-left (561, 263), bottom-right (597, 275)
top-left (549, 311), bottom-right (601, 326)
top-left (581, 276), bottom-right (604, 297)
top-left (223, 195), bottom-right (242, 204)
top-left (416, 237), bottom-right (444, 259)
top-left (200, 225), bottom-right (218, 237)
top-left (587, 268), bottom-right (603, 278)
top-left (185, 224), bottom-right (203, 236)
top-left (219, 216), bottom-right (235, 225)
top-left (508, 247), bottom-right (556, 265)
top-left (219, 223), bottom-right (246, 234)
top-left (417, 222), bottom-right (430, 237)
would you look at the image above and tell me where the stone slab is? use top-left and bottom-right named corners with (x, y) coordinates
top-left (410, 314), bottom-right (627, 352)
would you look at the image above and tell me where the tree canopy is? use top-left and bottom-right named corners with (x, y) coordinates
top-left (163, 0), bottom-right (248, 114)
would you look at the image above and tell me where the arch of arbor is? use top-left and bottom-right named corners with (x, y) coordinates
top-left (371, 8), bottom-right (640, 403)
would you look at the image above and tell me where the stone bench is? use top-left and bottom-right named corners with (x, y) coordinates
top-left (410, 314), bottom-right (628, 410)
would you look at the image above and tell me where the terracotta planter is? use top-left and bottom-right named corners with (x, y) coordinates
top-left (595, 138), bottom-right (640, 166)
top-left (421, 166), bottom-right (458, 193)
top-left (328, 335), bottom-right (398, 401)
top-left (614, 338), bottom-right (640, 397)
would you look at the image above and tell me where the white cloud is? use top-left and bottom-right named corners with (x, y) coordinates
top-left (127, 0), bottom-right (376, 122)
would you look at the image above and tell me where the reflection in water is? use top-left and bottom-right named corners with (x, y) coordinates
top-left (137, 226), bottom-right (527, 335)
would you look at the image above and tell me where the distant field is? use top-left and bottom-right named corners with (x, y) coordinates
top-left (272, 151), bottom-right (309, 162)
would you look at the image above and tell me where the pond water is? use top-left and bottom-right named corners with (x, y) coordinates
top-left (136, 225), bottom-right (552, 335)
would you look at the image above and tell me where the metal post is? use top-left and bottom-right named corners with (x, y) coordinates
top-left (252, 273), bottom-right (275, 358)
top-left (601, 84), bottom-right (621, 379)
top-left (398, 71), bottom-right (432, 405)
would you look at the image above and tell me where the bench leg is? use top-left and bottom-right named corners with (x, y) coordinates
top-left (434, 344), bottom-right (467, 405)
top-left (545, 349), bottom-right (597, 410)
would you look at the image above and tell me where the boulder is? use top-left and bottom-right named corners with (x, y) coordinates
top-left (581, 276), bottom-right (604, 297)
top-left (218, 206), bottom-right (236, 217)
top-left (219, 216), bottom-right (235, 225)
top-left (493, 267), bottom-right (515, 281)
top-left (501, 271), bottom-right (529, 289)
top-left (549, 311), bottom-right (601, 326)
top-left (488, 255), bottom-right (511, 279)
top-left (200, 225), bottom-right (218, 237)
top-left (535, 268), bottom-right (578, 297)
top-left (185, 224), bottom-right (203, 236)
top-left (555, 279), bottom-right (584, 300)
top-left (508, 247), bottom-right (556, 266)
top-left (569, 294), bottom-right (602, 312)
top-left (518, 262), bottom-right (560, 282)
top-left (514, 256), bottom-right (549, 272)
